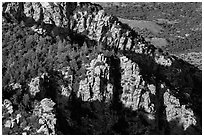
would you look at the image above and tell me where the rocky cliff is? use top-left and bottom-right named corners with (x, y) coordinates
top-left (2, 2), bottom-right (202, 135)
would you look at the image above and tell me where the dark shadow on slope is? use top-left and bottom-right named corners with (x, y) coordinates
top-left (167, 117), bottom-right (202, 135)
top-left (107, 55), bottom-right (123, 112)
top-left (54, 89), bottom-right (156, 134)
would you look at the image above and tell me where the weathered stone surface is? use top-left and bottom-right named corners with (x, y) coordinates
top-left (120, 56), bottom-right (142, 110)
top-left (3, 2), bottom-right (77, 30)
top-left (2, 2), bottom-right (202, 134)
top-left (154, 55), bottom-right (172, 66)
top-left (9, 83), bottom-right (22, 90)
top-left (28, 76), bottom-right (40, 96)
top-left (3, 99), bottom-right (13, 114)
top-left (40, 98), bottom-right (56, 112)
top-left (24, 2), bottom-right (43, 24)
top-left (33, 98), bottom-right (56, 135)
top-left (119, 56), bottom-right (156, 115)
top-left (163, 90), bottom-right (197, 131)
top-left (77, 54), bottom-right (111, 102)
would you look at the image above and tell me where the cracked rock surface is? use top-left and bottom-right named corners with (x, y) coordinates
top-left (2, 2), bottom-right (202, 135)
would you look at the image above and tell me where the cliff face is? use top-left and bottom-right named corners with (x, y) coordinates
top-left (77, 54), bottom-right (111, 102)
top-left (2, 2), bottom-right (202, 135)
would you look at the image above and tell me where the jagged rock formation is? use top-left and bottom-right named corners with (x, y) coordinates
top-left (2, 2), bottom-right (202, 135)
top-left (33, 98), bottom-right (56, 135)
top-left (77, 54), bottom-right (112, 102)
top-left (163, 91), bottom-right (196, 131)
top-left (119, 55), bottom-right (155, 113)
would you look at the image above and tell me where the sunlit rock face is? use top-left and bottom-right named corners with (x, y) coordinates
top-left (28, 76), bottom-right (41, 96)
top-left (163, 91), bottom-right (196, 131)
top-left (119, 56), bottom-right (154, 112)
top-left (33, 98), bottom-right (56, 135)
top-left (2, 2), bottom-right (202, 135)
top-left (23, 2), bottom-right (43, 24)
top-left (3, 2), bottom-right (75, 27)
top-left (3, 99), bottom-right (14, 115)
top-left (77, 54), bottom-right (112, 102)
top-left (160, 82), bottom-right (200, 134)
top-left (77, 54), bottom-right (156, 116)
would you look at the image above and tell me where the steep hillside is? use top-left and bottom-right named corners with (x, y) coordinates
top-left (2, 2), bottom-right (202, 135)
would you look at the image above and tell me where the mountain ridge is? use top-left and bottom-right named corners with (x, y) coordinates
top-left (2, 2), bottom-right (202, 135)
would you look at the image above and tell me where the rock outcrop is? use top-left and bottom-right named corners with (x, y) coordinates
top-left (163, 91), bottom-right (196, 131)
top-left (2, 2), bottom-right (202, 135)
top-left (77, 54), bottom-right (112, 102)
top-left (119, 56), bottom-right (153, 112)
top-left (34, 98), bottom-right (56, 135)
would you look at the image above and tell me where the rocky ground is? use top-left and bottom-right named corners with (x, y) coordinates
top-left (2, 2), bottom-right (202, 135)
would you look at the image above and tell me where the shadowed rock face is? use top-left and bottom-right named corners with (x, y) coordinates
top-left (2, 2), bottom-right (202, 135)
